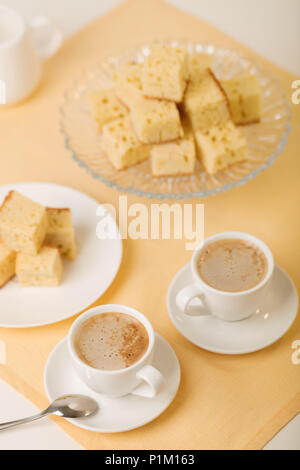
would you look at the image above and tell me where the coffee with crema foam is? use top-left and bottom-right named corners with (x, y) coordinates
top-left (75, 313), bottom-right (149, 371)
top-left (197, 239), bottom-right (268, 292)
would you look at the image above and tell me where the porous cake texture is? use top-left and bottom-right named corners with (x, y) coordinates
top-left (0, 191), bottom-right (48, 255)
top-left (114, 63), bottom-right (143, 108)
top-left (141, 45), bottom-right (189, 102)
top-left (130, 97), bottom-right (183, 144)
top-left (183, 69), bottom-right (230, 131)
top-left (221, 74), bottom-right (262, 125)
top-left (89, 89), bottom-right (128, 132)
top-left (151, 121), bottom-right (196, 176)
top-left (45, 208), bottom-right (76, 261)
top-left (188, 53), bottom-right (214, 83)
top-left (89, 47), bottom-right (254, 177)
top-left (101, 117), bottom-right (151, 170)
top-left (16, 246), bottom-right (63, 287)
top-left (115, 62), bottom-right (184, 144)
top-left (0, 243), bottom-right (16, 287)
top-left (195, 121), bottom-right (247, 174)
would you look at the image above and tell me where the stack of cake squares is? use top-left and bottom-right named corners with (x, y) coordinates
top-left (0, 191), bottom-right (76, 288)
top-left (89, 45), bottom-right (262, 176)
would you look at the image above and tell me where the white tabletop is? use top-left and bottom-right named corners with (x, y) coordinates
top-left (0, 0), bottom-right (299, 451)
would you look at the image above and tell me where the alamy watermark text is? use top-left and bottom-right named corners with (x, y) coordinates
top-left (291, 340), bottom-right (300, 365)
top-left (292, 80), bottom-right (300, 105)
top-left (96, 196), bottom-right (204, 251)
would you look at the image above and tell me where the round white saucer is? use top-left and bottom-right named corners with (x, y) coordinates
top-left (167, 264), bottom-right (298, 355)
top-left (44, 334), bottom-right (180, 433)
top-left (0, 182), bottom-right (122, 328)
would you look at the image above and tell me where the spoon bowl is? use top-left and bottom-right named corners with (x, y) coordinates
top-left (48, 394), bottom-right (99, 418)
top-left (0, 394), bottom-right (99, 431)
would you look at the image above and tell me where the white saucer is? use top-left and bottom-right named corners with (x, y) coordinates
top-left (44, 334), bottom-right (180, 433)
top-left (0, 183), bottom-right (122, 328)
top-left (167, 264), bottom-right (298, 355)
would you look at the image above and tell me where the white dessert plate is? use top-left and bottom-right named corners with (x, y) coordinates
top-left (167, 264), bottom-right (298, 355)
top-left (0, 182), bottom-right (122, 328)
top-left (44, 334), bottom-right (180, 433)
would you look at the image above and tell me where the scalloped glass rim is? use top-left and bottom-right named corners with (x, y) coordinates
top-left (60, 41), bottom-right (292, 200)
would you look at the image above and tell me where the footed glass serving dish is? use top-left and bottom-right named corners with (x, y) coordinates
top-left (60, 41), bottom-right (291, 200)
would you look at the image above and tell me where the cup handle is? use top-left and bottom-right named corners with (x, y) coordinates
top-left (30, 16), bottom-right (63, 59)
top-left (176, 284), bottom-right (211, 316)
top-left (131, 365), bottom-right (164, 398)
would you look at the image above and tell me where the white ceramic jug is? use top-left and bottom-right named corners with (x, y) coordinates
top-left (0, 5), bottom-right (62, 105)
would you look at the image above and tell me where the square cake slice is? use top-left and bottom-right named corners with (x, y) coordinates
top-left (89, 88), bottom-right (128, 132)
top-left (16, 246), bottom-right (63, 287)
top-left (141, 45), bottom-right (188, 102)
top-left (183, 69), bottom-right (230, 131)
top-left (101, 117), bottom-right (151, 170)
top-left (195, 121), bottom-right (247, 174)
top-left (188, 53), bottom-right (214, 84)
top-left (221, 74), bottom-right (262, 125)
top-left (45, 208), bottom-right (76, 261)
top-left (0, 191), bottom-right (48, 255)
top-left (0, 243), bottom-right (16, 287)
top-left (114, 63), bottom-right (143, 108)
top-left (151, 121), bottom-right (196, 176)
top-left (130, 97), bottom-right (183, 144)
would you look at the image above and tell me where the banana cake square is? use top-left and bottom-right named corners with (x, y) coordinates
top-left (188, 53), bottom-right (214, 84)
top-left (195, 121), bottom-right (247, 174)
top-left (16, 246), bottom-right (63, 287)
top-left (221, 74), bottom-right (262, 125)
top-left (89, 88), bottom-right (128, 132)
top-left (115, 63), bottom-right (183, 144)
top-left (101, 117), bottom-right (151, 170)
top-left (0, 243), bottom-right (16, 288)
top-left (0, 191), bottom-right (48, 255)
top-left (114, 63), bottom-right (144, 108)
top-left (141, 45), bottom-right (189, 102)
top-left (45, 208), bottom-right (76, 261)
top-left (130, 97), bottom-right (183, 144)
top-left (183, 69), bottom-right (230, 131)
top-left (151, 120), bottom-right (196, 176)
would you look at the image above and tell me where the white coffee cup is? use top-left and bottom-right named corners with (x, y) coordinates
top-left (68, 304), bottom-right (164, 398)
top-left (0, 5), bottom-right (62, 105)
top-left (176, 232), bottom-right (274, 322)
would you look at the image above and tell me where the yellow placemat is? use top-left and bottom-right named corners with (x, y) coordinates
top-left (0, 0), bottom-right (299, 450)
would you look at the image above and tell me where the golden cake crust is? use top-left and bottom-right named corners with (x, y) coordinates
top-left (220, 74), bottom-right (262, 125)
top-left (101, 117), bottom-right (151, 170)
top-left (16, 246), bottom-right (63, 287)
top-left (151, 119), bottom-right (195, 176)
top-left (0, 191), bottom-right (48, 255)
top-left (208, 69), bottom-right (232, 120)
top-left (0, 243), bottom-right (16, 288)
top-left (45, 208), bottom-right (76, 261)
top-left (141, 45), bottom-right (189, 103)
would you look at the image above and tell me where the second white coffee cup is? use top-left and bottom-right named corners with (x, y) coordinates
top-left (176, 232), bottom-right (274, 322)
top-left (68, 304), bottom-right (164, 398)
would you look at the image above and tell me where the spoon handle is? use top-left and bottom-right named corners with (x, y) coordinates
top-left (0, 410), bottom-right (48, 431)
